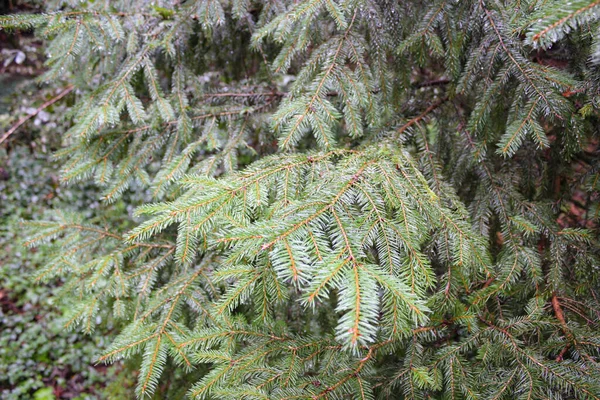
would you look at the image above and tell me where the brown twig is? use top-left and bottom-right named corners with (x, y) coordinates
top-left (551, 293), bottom-right (574, 361)
top-left (416, 78), bottom-right (451, 88)
top-left (551, 294), bottom-right (568, 330)
top-left (397, 96), bottom-right (449, 136)
top-left (200, 91), bottom-right (284, 98)
top-left (0, 85), bottom-right (74, 145)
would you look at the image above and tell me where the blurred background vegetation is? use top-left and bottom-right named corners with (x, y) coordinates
top-left (0, 2), bottom-right (137, 399)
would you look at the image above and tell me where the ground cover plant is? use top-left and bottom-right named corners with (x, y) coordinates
top-left (1, 0), bottom-right (600, 398)
top-left (0, 144), bottom-right (125, 399)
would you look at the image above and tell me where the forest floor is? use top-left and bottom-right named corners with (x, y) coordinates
top-left (0, 7), bottom-right (135, 399)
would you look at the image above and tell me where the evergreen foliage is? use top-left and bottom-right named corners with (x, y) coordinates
top-left (2, 0), bottom-right (600, 398)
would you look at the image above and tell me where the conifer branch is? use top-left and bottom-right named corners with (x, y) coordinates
top-left (9, 0), bottom-right (600, 397)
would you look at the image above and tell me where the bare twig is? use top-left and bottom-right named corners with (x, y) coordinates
top-left (397, 96), bottom-right (448, 135)
top-left (416, 78), bottom-right (451, 88)
top-left (0, 84), bottom-right (74, 145)
top-left (552, 293), bottom-right (574, 361)
top-left (552, 294), bottom-right (568, 330)
top-left (200, 91), bottom-right (284, 98)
